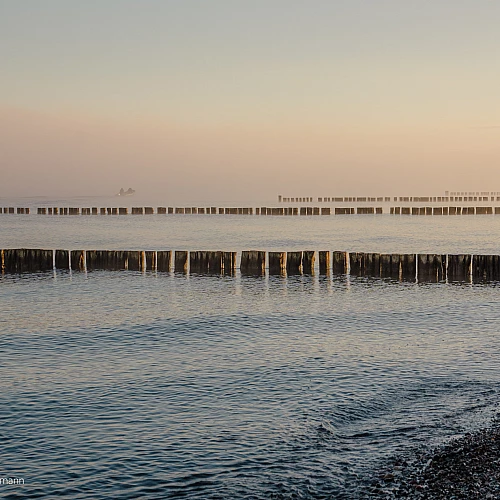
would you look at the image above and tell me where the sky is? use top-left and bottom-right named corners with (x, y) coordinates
top-left (1, 0), bottom-right (499, 201)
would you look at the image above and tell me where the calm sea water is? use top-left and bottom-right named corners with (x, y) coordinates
top-left (1, 199), bottom-right (500, 499)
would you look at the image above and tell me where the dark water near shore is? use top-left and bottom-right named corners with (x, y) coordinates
top-left (1, 202), bottom-right (500, 498)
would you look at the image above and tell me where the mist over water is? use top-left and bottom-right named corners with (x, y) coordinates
top-left (2, 200), bottom-right (500, 498)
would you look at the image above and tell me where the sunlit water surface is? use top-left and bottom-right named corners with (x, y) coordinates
top-left (1, 206), bottom-right (500, 499)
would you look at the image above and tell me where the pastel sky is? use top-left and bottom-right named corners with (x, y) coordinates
top-left (1, 1), bottom-right (499, 201)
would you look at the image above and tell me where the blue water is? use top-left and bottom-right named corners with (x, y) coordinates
top-left (1, 206), bottom-right (500, 498)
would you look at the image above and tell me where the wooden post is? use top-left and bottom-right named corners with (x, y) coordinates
top-left (286, 251), bottom-right (301, 274)
top-left (222, 252), bottom-right (237, 274)
top-left (332, 251), bottom-right (347, 274)
top-left (417, 254), bottom-right (446, 282)
top-left (144, 251), bottom-right (155, 270)
top-left (174, 251), bottom-right (188, 273)
top-left (319, 251), bottom-right (330, 274)
top-left (400, 254), bottom-right (416, 281)
top-left (190, 251), bottom-right (209, 273)
top-left (207, 251), bottom-right (222, 273)
top-left (269, 252), bottom-right (286, 274)
top-left (156, 251), bottom-right (171, 271)
top-left (447, 254), bottom-right (471, 281)
top-left (363, 253), bottom-right (380, 277)
top-left (472, 254), bottom-right (500, 281)
top-left (349, 252), bottom-right (364, 276)
top-left (240, 251), bottom-right (265, 275)
top-left (302, 251), bottom-right (315, 274)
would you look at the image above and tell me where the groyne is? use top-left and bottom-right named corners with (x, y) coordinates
top-left (2, 249), bottom-right (500, 282)
top-left (279, 191), bottom-right (500, 203)
top-left (2, 205), bottom-right (500, 216)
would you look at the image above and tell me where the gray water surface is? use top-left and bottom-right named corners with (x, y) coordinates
top-left (1, 207), bottom-right (500, 498)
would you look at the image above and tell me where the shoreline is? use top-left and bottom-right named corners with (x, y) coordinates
top-left (363, 415), bottom-right (500, 498)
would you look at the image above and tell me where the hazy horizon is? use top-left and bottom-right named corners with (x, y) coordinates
top-left (1, 1), bottom-right (499, 200)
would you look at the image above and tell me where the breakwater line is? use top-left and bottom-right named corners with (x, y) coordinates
top-left (2, 249), bottom-right (500, 282)
top-left (3, 205), bottom-right (500, 215)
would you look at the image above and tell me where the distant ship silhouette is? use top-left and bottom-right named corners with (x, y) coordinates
top-left (117, 187), bottom-right (135, 196)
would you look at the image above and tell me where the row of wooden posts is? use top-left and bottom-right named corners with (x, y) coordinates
top-left (2, 206), bottom-right (500, 216)
top-left (2, 249), bottom-right (499, 281)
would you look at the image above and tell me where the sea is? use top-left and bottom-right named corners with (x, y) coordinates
top-left (1, 195), bottom-right (500, 499)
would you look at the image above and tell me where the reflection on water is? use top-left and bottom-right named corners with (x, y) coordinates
top-left (1, 270), bottom-right (500, 498)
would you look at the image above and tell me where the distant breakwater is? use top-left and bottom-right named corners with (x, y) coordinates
top-left (3, 206), bottom-right (500, 215)
top-left (2, 249), bottom-right (499, 282)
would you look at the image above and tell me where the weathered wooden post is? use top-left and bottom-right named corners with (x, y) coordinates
top-left (418, 254), bottom-right (446, 282)
top-left (145, 251), bottom-right (156, 271)
top-left (85, 250), bottom-right (125, 270)
top-left (380, 254), bottom-right (395, 278)
top-left (222, 252), bottom-right (237, 274)
top-left (302, 251), bottom-right (315, 274)
top-left (319, 251), bottom-right (330, 274)
top-left (349, 252), bottom-right (364, 276)
top-left (400, 254), bottom-right (416, 281)
top-left (447, 254), bottom-right (471, 281)
top-left (269, 252), bottom-right (286, 274)
top-left (332, 251), bottom-right (347, 274)
top-left (174, 251), bottom-right (188, 273)
top-left (286, 251), bottom-right (301, 274)
top-left (123, 251), bottom-right (140, 271)
top-left (207, 251), bottom-right (222, 273)
top-left (190, 251), bottom-right (208, 273)
top-left (472, 254), bottom-right (500, 281)
top-left (240, 251), bottom-right (265, 275)
top-left (119, 207), bottom-right (128, 215)
top-left (84, 250), bottom-right (97, 269)
top-left (54, 250), bottom-right (85, 271)
top-left (156, 251), bottom-right (171, 271)
top-left (363, 253), bottom-right (380, 277)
